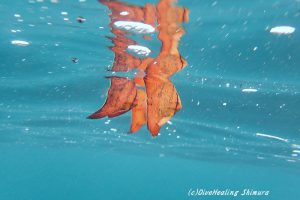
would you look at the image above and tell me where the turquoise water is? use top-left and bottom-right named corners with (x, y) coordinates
top-left (1, 0), bottom-right (300, 199)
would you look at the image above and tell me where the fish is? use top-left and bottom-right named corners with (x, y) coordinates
top-left (89, 0), bottom-right (189, 136)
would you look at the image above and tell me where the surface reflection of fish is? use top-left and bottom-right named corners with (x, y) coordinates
top-left (88, 0), bottom-right (189, 136)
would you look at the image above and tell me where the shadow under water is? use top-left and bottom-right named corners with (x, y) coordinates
top-left (88, 0), bottom-right (189, 136)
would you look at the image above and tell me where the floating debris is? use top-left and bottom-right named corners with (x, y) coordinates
top-left (167, 121), bottom-right (173, 125)
top-left (120, 11), bottom-right (129, 16)
top-left (11, 40), bottom-right (30, 46)
top-left (76, 16), bottom-right (86, 23)
top-left (71, 57), bottom-right (79, 63)
top-left (242, 88), bottom-right (258, 93)
top-left (270, 26), bottom-right (295, 35)
top-left (127, 45), bottom-right (151, 57)
top-left (11, 29), bottom-right (21, 33)
top-left (113, 21), bottom-right (155, 34)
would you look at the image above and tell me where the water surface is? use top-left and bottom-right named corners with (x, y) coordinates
top-left (0, 0), bottom-right (300, 199)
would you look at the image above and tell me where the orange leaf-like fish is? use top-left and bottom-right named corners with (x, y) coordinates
top-left (144, 75), bottom-right (182, 136)
top-left (88, 77), bottom-right (137, 119)
top-left (89, 0), bottom-right (189, 136)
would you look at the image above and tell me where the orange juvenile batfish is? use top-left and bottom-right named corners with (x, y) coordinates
top-left (88, 0), bottom-right (189, 136)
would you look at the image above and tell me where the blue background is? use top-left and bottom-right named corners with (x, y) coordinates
top-left (0, 0), bottom-right (299, 199)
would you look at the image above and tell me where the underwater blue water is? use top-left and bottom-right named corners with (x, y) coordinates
top-left (1, 0), bottom-right (300, 199)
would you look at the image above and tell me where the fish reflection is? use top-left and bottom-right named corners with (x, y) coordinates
top-left (88, 0), bottom-right (189, 136)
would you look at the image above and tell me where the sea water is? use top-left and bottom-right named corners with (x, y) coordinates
top-left (0, 0), bottom-right (299, 199)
